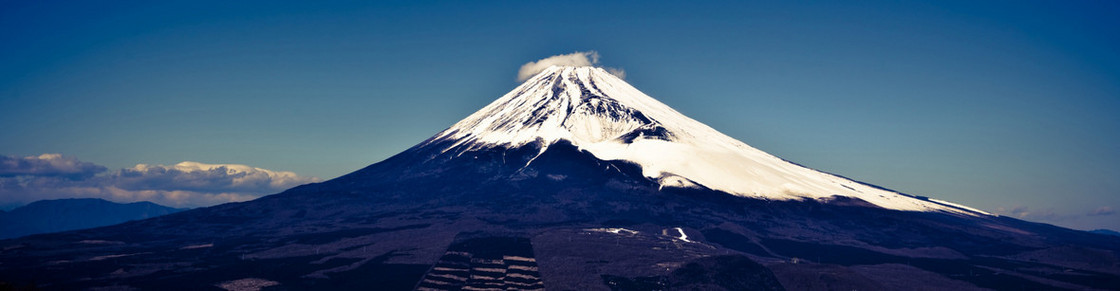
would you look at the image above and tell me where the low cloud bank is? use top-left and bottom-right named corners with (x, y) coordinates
top-left (0, 154), bottom-right (320, 208)
top-left (517, 51), bottom-right (626, 81)
top-left (0, 154), bottom-right (105, 179)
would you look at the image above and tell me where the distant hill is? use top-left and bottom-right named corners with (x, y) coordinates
top-left (1089, 229), bottom-right (1120, 237)
top-left (0, 198), bottom-right (184, 239)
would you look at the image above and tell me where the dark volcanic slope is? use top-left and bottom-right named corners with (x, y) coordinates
top-left (1, 141), bottom-right (1118, 290)
top-left (3, 66), bottom-right (1119, 290)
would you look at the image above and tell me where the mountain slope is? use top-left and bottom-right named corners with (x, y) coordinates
top-left (1090, 229), bottom-right (1120, 237)
top-left (0, 66), bottom-right (1117, 290)
top-left (0, 198), bottom-right (184, 239)
top-left (426, 66), bottom-right (981, 214)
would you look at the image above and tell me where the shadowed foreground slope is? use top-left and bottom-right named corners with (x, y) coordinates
top-left (3, 66), bottom-right (1118, 290)
top-left (1, 140), bottom-right (1117, 290)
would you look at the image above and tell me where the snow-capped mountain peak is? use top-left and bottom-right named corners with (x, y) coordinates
top-left (428, 66), bottom-right (677, 149)
top-left (424, 65), bottom-right (985, 215)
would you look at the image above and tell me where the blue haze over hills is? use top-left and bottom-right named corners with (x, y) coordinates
top-left (0, 198), bottom-right (184, 239)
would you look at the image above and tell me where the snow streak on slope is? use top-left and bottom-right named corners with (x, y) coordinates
top-left (424, 66), bottom-right (985, 215)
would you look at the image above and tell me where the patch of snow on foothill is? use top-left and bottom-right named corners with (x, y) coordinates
top-left (673, 227), bottom-right (692, 243)
top-left (586, 228), bottom-right (639, 235)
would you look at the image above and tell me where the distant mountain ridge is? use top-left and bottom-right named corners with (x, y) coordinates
top-left (0, 198), bottom-right (184, 239)
top-left (1090, 229), bottom-right (1120, 237)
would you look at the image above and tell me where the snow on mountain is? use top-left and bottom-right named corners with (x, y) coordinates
top-left (424, 66), bottom-right (985, 215)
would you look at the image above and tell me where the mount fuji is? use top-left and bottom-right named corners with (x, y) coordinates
top-left (1, 66), bottom-right (1117, 290)
top-left (426, 66), bottom-right (980, 214)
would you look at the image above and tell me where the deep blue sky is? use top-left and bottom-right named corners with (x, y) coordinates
top-left (2, 1), bottom-right (1118, 230)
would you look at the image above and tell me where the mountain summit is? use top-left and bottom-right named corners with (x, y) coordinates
top-left (1, 65), bottom-right (1117, 290)
top-left (427, 66), bottom-right (978, 214)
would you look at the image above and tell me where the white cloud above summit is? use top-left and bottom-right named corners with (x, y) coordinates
top-left (517, 51), bottom-right (625, 81)
top-left (0, 154), bottom-right (320, 209)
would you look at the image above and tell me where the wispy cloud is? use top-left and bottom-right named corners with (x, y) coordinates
top-left (1088, 206), bottom-right (1115, 216)
top-left (992, 205), bottom-right (1120, 231)
top-left (516, 51), bottom-right (626, 81)
top-left (605, 67), bottom-right (626, 79)
top-left (0, 154), bottom-right (320, 208)
top-left (994, 206), bottom-right (1071, 222)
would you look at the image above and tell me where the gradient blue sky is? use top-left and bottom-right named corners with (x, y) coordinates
top-left (2, 1), bottom-right (1118, 230)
